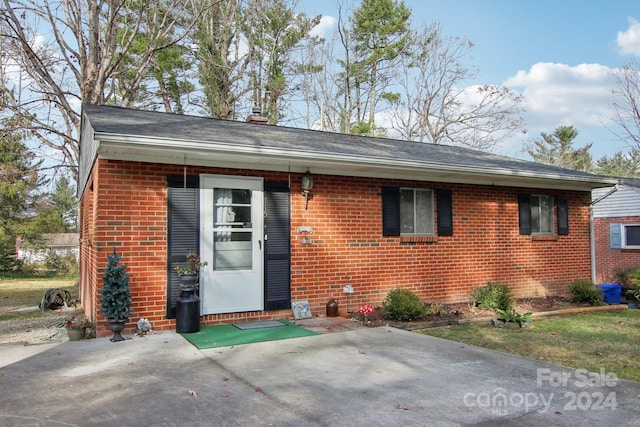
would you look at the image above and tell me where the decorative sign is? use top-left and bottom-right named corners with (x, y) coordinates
top-left (291, 300), bottom-right (313, 320)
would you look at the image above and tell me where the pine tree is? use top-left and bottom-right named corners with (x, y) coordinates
top-left (50, 176), bottom-right (78, 231)
top-left (100, 249), bottom-right (132, 320)
top-left (0, 125), bottom-right (43, 270)
top-left (526, 126), bottom-right (593, 172)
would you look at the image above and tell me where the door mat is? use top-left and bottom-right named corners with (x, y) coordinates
top-left (180, 319), bottom-right (319, 349)
top-left (233, 320), bottom-right (286, 330)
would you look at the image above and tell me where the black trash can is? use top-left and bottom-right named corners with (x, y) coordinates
top-left (176, 287), bottom-right (200, 333)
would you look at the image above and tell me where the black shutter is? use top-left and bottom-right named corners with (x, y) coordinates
top-left (518, 193), bottom-right (532, 235)
top-left (264, 181), bottom-right (291, 310)
top-left (557, 195), bottom-right (569, 235)
top-left (436, 189), bottom-right (453, 236)
top-left (166, 175), bottom-right (199, 318)
top-left (382, 186), bottom-right (400, 236)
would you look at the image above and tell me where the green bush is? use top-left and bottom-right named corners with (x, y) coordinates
top-left (612, 266), bottom-right (635, 291)
top-left (470, 282), bottom-right (514, 311)
top-left (568, 279), bottom-right (602, 305)
top-left (496, 309), bottom-right (532, 325)
top-left (624, 267), bottom-right (640, 303)
top-left (44, 251), bottom-right (78, 275)
top-left (382, 288), bottom-right (427, 321)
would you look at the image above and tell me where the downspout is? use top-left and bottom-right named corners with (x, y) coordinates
top-left (589, 184), bottom-right (620, 283)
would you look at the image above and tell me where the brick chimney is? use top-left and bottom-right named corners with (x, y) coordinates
top-left (246, 106), bottom-right (268, 124)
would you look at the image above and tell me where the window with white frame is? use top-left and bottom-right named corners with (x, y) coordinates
top-left (400, 188), bottom-right (434, 235)
top-left (623, 224), bottom-right (640, 248)
top-left (530, 194), bottom-right (554, 234)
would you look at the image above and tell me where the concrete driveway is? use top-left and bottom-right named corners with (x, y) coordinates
top-left (0, 326), bottom-right (639, 426)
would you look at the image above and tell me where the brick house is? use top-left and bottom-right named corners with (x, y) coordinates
top-left (592, 179), bottom-right (640, 284)
top-left (78, 104), bottom-right (616, 336)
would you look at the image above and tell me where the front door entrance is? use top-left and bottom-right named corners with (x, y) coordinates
top-left (200, 175), bottom-right (264, 314)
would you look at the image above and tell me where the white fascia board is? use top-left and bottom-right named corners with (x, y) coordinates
top-left (95, 133), bottom-right (617, 191)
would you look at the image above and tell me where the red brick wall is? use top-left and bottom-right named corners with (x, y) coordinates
top-left (79, 170), bottom-right (98, 324)
top-left (594, 216), bottom-right (640, 284)
top-left (81, 159), bottom-right (592, 336)
top-left (292, 176), bottom-right (590, 310)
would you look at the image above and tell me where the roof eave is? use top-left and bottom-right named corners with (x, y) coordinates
top-left (94, 133), bottom-right (617, 192)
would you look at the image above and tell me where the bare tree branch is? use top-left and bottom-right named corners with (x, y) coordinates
top-left (0, 0), bottom-right (206, 182)
top-left (388, 23), bottom-right (525, 151)
top-left (611, 60), bottom-right (640, 149)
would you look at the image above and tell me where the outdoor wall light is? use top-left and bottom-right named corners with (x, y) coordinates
top-left (301, 170), bottom-right (314, 210)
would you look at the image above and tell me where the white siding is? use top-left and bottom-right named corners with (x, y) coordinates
top-left (592, 184), bottom-right (640, 218)
top-left (78, 111), bottom-right (99, 198)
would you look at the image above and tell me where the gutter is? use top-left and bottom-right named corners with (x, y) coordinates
top-left (589, 183), bottom-right (620, 284)
top-left (94, 132), bottom-right (618, 191)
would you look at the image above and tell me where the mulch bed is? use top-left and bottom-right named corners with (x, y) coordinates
top-left (352, 296), bottom-right (588, 329)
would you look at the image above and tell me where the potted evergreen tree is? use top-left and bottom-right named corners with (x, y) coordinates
top-left (101, 249), bottom-right (132, 342)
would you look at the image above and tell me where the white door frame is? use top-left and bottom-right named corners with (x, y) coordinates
top-left (199, 174), bottom-right (264, 314)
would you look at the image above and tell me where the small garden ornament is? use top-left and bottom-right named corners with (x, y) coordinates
top-left (359, 304), bottom-right (375, 325)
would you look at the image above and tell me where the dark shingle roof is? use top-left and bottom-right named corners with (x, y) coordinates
top-left (81, 104), bottom-right (617, 192)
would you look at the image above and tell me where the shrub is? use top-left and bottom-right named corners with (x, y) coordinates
top-left (425, 302), bottom-right (448, 316)
top-left (568, 279), bottom-right (602, 305)
top-left (612, 267), bottom-right (636, 291)
top-left (496, 309), bottom-right (532, 326)
top-left (470, 282), bottom-right (514, 312)
top-left (626, 266), bottom-right (640, 303)
top-left (382, 289), bottom-right (427, 321)
top-left (44, 251), bottom-right (78, 275)
top-left (629, 265), bottom-right (640, 287)
top-left (44, 250), bottom-right (63, 272)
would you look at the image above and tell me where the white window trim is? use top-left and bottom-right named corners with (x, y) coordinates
top-left (622, 223), bottom-right (640, 249)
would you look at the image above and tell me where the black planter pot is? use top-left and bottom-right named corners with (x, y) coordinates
top-left (108, 319), bottom-right (127, 342)
top-left (179, 274), bottom-right (199, 288)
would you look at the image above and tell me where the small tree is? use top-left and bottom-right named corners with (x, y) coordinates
top-left (100, 249), bottom-right (132, 320)
top-left (526, 126), bottom-right (593, 172)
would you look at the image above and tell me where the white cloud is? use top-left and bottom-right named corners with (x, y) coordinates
top-left (309, 15), bottom-right (335, 38)
top-left (504, 62), bottom-right (616, 131)
top-left (617, 17), bottom-right (640, 56)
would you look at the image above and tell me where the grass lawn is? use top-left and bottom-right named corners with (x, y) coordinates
top-left (0, 275), bottom-right (78, 322)
top-left (418, 310), bottom-right (640, 383)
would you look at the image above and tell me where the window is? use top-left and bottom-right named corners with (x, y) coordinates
top-left (518, 194), bottom-right (569, 236)
top-left (611, 223), bottom-right (640, 249)
top-left (625, 225), bottom-right (640, 248)
top-left (382, 187), bottom-right (452, 237)
top-left (531, 195), bottom-right (554, 234)
top-left (400, 188), bottom-right (434, 235)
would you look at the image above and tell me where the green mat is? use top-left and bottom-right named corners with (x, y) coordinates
top-left (180, 319), bottom-right (319, 349)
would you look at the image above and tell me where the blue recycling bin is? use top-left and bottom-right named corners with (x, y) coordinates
top-left (598, 284), bottom-right (622, 304)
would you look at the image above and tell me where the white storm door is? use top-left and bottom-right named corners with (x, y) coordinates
top-left (200, 175), bottom-right (264, 314)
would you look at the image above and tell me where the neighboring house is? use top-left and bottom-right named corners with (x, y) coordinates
top-left (592, 179), bottom-right (640, 284)
top-left (16, 233), bottom-right (80, 264)
top-left (78, 104), bottom-right (617, 336)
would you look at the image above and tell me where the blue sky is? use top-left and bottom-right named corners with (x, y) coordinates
top-left (300, 0), bottom-right (640, 160)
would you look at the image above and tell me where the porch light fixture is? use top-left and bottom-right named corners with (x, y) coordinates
top-left (301, 170), bottom-right (314, 210)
